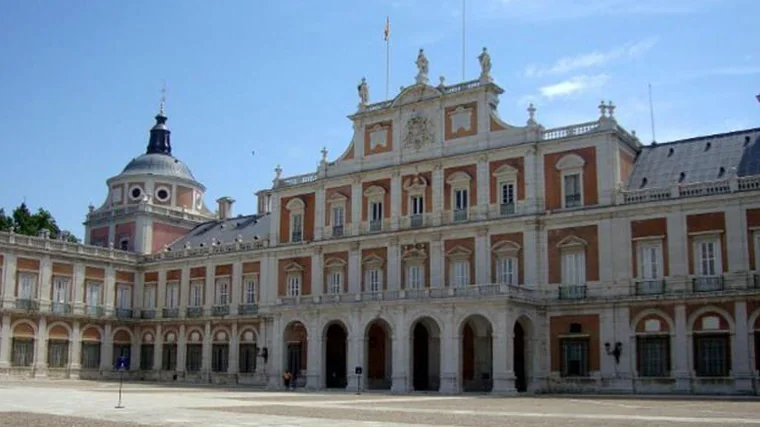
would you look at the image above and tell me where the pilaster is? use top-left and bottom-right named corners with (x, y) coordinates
top-left (39, 256), bottom-right (52, 311)
top-left (269, 193), bottom-right (281, 246)
top-left (673, 304), bottom-right (691, 392)
top-left (204, 262), bottom-right (215, 315)
top-left (348, 243), bottom-right (361, 294)
top-left (523, 222), bottom-right (539, 287)
top-left (666, 212), bottom-right (689, 291)
top-left (101, 323), bottom-right (113, 371)
top-left (475, 228), bottom-right (489, 285)
top-left (306, 334), bottom-right (322, 389)
top-left (432, 164), bottom-right (444, 226)
top-left (311, 248), bottom-right (324, 297)
top-left (69, 320), bottom-right (81, 378)
top-left (439, 307), bottom-right (460, 393)
top-left (726, 204), bottom-right (749, 276)
top-left (492, 308), bottom-right (516, 394)
top-left (733, 301), bottom-right (754, 392)
top-left (133, 268), bottom-right (144, 317)
top-left (430, 234), bottom-right (443, 288)
top-left (476, 155), bottom-right (489, 220)
top-left (388, 237), bottom-right (400, 290)
top-left (347, 335), bottom-right (366, 391)
top-left (157, 268), bottom-right (167, 318)
top-left (351, 180), bottom-right (362, 236)
top-left (268, 317), bottom-right (283, 389)
top-left (0, 315), bottom-right (10, 369)
top-left (176, 324), bottom-right (187, 375)
top-left (73, 263), bottom-right (85, 314)
top-left (179, 266), bottom-right (190, 316)
top-left (153, 324), bottom-right (163, 371)
top-left (523, 145), bottom-right (539, 213)
top-left (314, 186), bottom-right (325, 240)
top-left (391, 310), bottom-right (408, 393)
top-left (390, 171), bottom-right (402, 230)
top-left (130, 325), bottom-right (141, 372)
top-left (2, 254), bottom-right (17, 307)
top-left (201, 321), bottom-right (211, 378)
top-left (104, 265), bottom-right (116, 315)
top-left (228, 323), bottom-right (239, 375)
top-left (230, 261), bottom-right (242, 315)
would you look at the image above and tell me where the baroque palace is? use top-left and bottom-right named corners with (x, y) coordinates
top-left (2, 48), bottom-right (760, 395)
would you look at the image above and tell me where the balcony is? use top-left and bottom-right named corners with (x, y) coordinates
top-left (564, 193), bottom-right (582, 209)
top-left (15, 299), bottom-right (39, 311)
top-left (141, 309), bottom-right (156, 319)
top-left (291, 231), bottom-right (302, 243)
top-left (51, 302), bottom-right (72, 314)
top-left (332, 225), bottom-right (344, 237)
top-left (500, 203), bottom-right (516, 216)
top-left (186, 306), bottom-right (204, 318)
top-left (162, 308), bottom-right (179, 318)
top-left (369, 219), bottom-right (382, 232)
top-left (453, 209), bottom-right (468, 222)
top-left (85, 305), bottom-right (104, 317)
top-left (636, 279), bottom-right (665, 295)
top-left (238, 304), bottom-right (258, 315)
top-left (693, 276), bottom-right (724, 292)
top-left (410, 214), bottom-right (424, 228)
top-left (212, 305), bottom-right (230, 317)
top-left (558, 285), bottom-right (587, 300)
top-left (115, 308), bottom-right (133, 319)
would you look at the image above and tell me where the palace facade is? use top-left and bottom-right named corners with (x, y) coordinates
top-left (2, 49), bottom-right (760, 395)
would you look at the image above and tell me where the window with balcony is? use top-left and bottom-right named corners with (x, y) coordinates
top-left (328, 271), bottom-right (343, 295)
top-left (495, 257), bottom-right (517, 285)
top-left (453, 188), bottom-right (469, 222)
top-left (637, 240), bottom-right (664, 295)
top-left (693, 237), bottom-right (723, 291)
top-left (364, 185), bottom-right (386, 232)
top-left (404, 174), bottom-right (429, 228)
top-left (332, 206), bottom-right (345, 236)
top-left (561, 338), bottom-right (589, 377)
top-left (52, 277), bottom-right (69, 304)
top-left (410, 195), bottom-right (424, 227)
top-left (286, 197), bottom-right (306, 243)
top-left (499, 182), bottom-right (516, 216)
top-left (243, 275), bottom-right (257, 304)
top-left (143, 285), bottom-right (156, 309)
top-left (365, 268), bottom-right (382, 293)
top-left (287, 273), bottom-right (302, 297)
top-left (116, 285), bottom-right (131, 309)
top-left (17, 272), bottom-right (37, 300)
top-left (562, 251), bottom-right (585, 285)
top-left (451, 261), bottom-right (470, 287)
top-left (406, 265), bottom-right (424, 289)
top-left (86, 281), bottom-right (102, 311)
top-left (166, 281), bottom-right (179, 308)
top-left (189, 280), bottom-right (203, 307)
top-left (215, 278), bottom-right (230, 306)
top-left (556, 153), bottom-right (585, 209)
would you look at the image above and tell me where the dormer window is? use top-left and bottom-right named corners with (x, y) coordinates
top-left (556, 154), bottom-right (585, 209)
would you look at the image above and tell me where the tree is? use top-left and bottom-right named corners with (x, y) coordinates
top-left (0, 203), bottom-right (80, 243)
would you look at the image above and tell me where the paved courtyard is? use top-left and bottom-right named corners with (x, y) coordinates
top-left (0, 381), bottom-right (759, 426)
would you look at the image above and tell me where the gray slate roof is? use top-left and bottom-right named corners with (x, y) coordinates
top-left (167, 213), bottom-right (270, 250)
top-left (627, 128), bottom-right (760, 190)
top-left (121, 153), bottom-right (196, 182)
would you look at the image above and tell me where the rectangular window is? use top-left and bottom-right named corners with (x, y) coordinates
top-left (116, 285), bottom-right (131, 309)
top-left (140, 345), bottom-right (154, 370)
top-left (500, 182), bottom-right (515, 207)
top-left (333, 206), bottom-right (345, 226)
top-left (81, 343), bottom-right (101, 369)
top-left (143, 285), bottom-right (156, 309)
top-left (86, 282), bottom-right (101, 306)
top-left (287, 274), bottom-right (301, 297)
top-left (215, 278), bottom-right (230, 306)
top-left (47, 340), bottom-right (69, 368)
top-left (291, 214), bottom-right (303, 242)
top-left (162, 344), bottom-right (177, 371)
top-left (452, 261), bottom-right (470, 287)
top-left (561, 251), bottom-right (586, 285)
top-left (637, 336), bottom-right (669, 377)
top-left (212, 344), bottom-right (229, 372)
top-left (411, 196), bottom-right (424, 215)
top-left (495, 257), bottom-right (516, 285)
top-left (371, 201), bottom-right (383, 221)
top-left (244, 276), bottom-right (257, 304)
top-left (17, 273), bottom-right (36, 299)
top-left (185, 344), bottom-right (203, 372)
top-left (328, 271), bottom-right (342, 294)
top-left (52, 277), bottom-right (69, 303)
top-left (563, 173), bottom-right (582, 208)
top-left (639, 242), bottom-right (662, 280)
top-left (696, 240), bottom-right (719, 276)
top-left (239, 344), bottom-right (257, 373)
top-left (366, 268), bottom-right (382, 292)
top-left (561, 338), bottom-right (589, 377)
top-left (166, 281), bottom-right (179, 308)
top-left (406, 265), bottom-right (423, 289)
top-left (454, 188), bottom-right (469, 210)
top-left (190, 280), bottom-right (203, 307)
top-left (694, 334), bottom-right (730, 377)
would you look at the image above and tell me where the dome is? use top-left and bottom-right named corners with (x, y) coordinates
top-left (121, 153), bottom-right (196, 181)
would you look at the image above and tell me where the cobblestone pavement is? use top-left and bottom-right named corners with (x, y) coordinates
top-left (1, 381), bottom-right (760, 426)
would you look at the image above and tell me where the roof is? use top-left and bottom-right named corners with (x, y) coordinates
top-left (626, 127), bottom-right (760, 190)
top-left (167, 213), bottom-right (270, 250)
top-left (120, 153), bottom-right (197, 182)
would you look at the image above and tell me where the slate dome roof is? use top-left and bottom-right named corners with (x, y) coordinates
top-left (121, 153), bottom-right (196, 181)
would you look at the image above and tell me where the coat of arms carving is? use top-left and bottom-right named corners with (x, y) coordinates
top-left (403, 114), bottom-right (433, 149)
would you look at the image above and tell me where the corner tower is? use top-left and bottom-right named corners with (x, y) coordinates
top-left (84, 100), bottom-right (215, 254)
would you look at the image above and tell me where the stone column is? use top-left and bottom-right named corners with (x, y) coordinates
top-left (153, 324), bottom-right (163, 372)
top-left (391, 310), bottom-right (408, 393)
top-left (73, 263), bottom-right (85, 314)
top-left (156, 268), bottom-right (167, 318)
top-left (179, 266), bottom-right (190, 317)
top-left (351, 179), bottom-right (362, 236)
top-left (268, 317), bottom-right (283, 389)
top-left (475, 227), bottom-right (489, 285)
top-left (439, 309), bottom-right (460, 393)
top-left (101, 323), bottom-right (113, 372)
top-left (2, 254), bottom-right (17, 307)
top-left (230, 261), bottom-right (242, 315)
top-left (0, 315), bottom-right (10, 369)
top-left (314, 186), bottom-right (325, 240)
top-left (523, 146), bottom-right (539, 213)
top-left (228, 323), bottom-right (239, 376)
top-left (202, 321), bottom-right (212, 380)
top-left (725, 204), bottom-right (749, 287)
top-left (306, 334), bottom-right (322, 389)
top-left (476, 155), bottom-right (489, 220)
top-left (130, 325), bottom-right (141, 372)
top-left (733, 301), bottom-right (753, 392)
top-left (34, 316), bottom-right (50, 375)
top-left (104, 266), bottom-right (116, 316)
top-left (673, 304), bottom-right (690, 392)
top-left (387, 237), bottom-right (400, 291)
top-left (390, 170), bottom-right (402, 230)
top-left (39, 256), bottom-right (52, 311)
top-left (204, 263), bottom-right (215, 316)
top-left (348, 243), bottom-right (361, 294)
top-left (176, 325), bottom-right (187, 376)
top-left (432, 163), bottom-right (444, 226)
top-left (311, 248), bottom-right (324, 297)
top-left (666, 212), bottom-right (689, 292)
top-left (430, 234), bottom-right (443, 288)
top-left (492, 309), bottom-right (515, 393)
top-left (70, 320), bottom-right (81, 378)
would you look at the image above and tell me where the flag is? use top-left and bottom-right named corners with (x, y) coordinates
top-left (384, 16), bottom-right (390, 41)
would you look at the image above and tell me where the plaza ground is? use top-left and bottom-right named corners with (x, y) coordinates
top-left (1, 381), bottom-right (760, 426)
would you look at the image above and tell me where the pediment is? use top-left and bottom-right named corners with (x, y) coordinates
top-left (446, 245), bottom-right (473, 258)
top-left (392, 84), bottom-right (442, 107)
top-left (555, 153), bottom-right (585, 171)
top-left (362, 254), bottom-right (385, 266)
top-left (283, 261), bottom-right (304, 273)
top-left (402, 244), bottom-right (428, 260)
top-left (556, 235), bottom-right (587, 249)
top-left (326, 191), bottom-right (348, 204)
top-left (492, 164), bottom-right (519, 178)
top-left (446, 171), bottom-right (472, 184)
top-left (492, 240), bottom-right (521, 256)
top-left (324, 257), bottom-right (347, 269)
top-left (285, 197), bottom-right (305, 211)
top-left (363, 185), bottom-right (386, 197)
top-left (403, 174), bottom-right (429, 191)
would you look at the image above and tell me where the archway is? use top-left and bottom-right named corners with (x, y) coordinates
top-left (460, 315), bottom-right (493, 392)
top-left (365, 319), bottom-right (392, 390)
top-left (283, 321), bottom-right (308, 387)
top-left (513, 317), bottom-right (532, 392)
top-left (324, 322), bottom-right (348, 388)
top-left (410, 317), bottom-right (441, 391)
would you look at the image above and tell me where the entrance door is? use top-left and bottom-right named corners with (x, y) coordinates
top-left (287, 343), bottom-right (302, 386)
top-left (412, 323), bottom-right (430, 391)
top-left (325, 324), bottom-right (347, 388)
top-left (514, 322), bottom-right (527, 392)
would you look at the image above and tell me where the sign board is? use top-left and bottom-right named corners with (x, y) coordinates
top-left (116, 356), bottom-right (129, 371)
top-left (355, 366), bottom-right (363, 375)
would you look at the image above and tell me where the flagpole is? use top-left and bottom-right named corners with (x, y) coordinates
top-left (385, 16), bottom-right (390, 100)
top-left (462, 0), bottom-right (466, 80)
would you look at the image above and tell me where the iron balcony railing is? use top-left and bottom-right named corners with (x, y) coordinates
top-left (500, 203), bottom-right (516, 216)
top-left (291, 231), bottom-right (303, 243)
top-left (162, 308), bottom-right (179, 318)
top-left (369, 219), bottom-right (382, 232)
top-left (115, 308), bottom-right (133, 319)
top-left (186, 307), bottom-right (204, 318)
top-left (212, 305), bottom-right (230, 316)
top-left (85, 305), bottom-right (104, 317)
top-left (635, 279), bottom-right (665, 295)
top-left (15, 299), bottom-right (39, 311)
top-left (332, 225), bottom-right (344, 237)
top-left (51, 302), bottom-right (72, 314)
top-left (238, 304), bottom-right (258, 315)
top-left (410, 214), bottom-right (424, 228)
top-left (693, 276), bottom-right (724, 292)
top-left (141, 309), bottom-right (156, 319)
top-left (558, 285), bottom-right (587, 300)
top-left (564, 193), bottom-right (582, 208)
top-left (453, 209), bottom-right (468, 222)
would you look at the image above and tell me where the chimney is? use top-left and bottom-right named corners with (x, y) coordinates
top-left (255, 190), bottom-right (272, 215)
top-left (216, 197), bottom-right (235, 220)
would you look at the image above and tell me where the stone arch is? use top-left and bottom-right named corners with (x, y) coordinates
top-left (141, 329), bottom-right (156, 344)
top-left (407, 312), bottom-right (445, 337)
top-left (186, 327), bottom-right (204, 344)
top-left (688, 306), bottom-right (735, 333)
top-left (459, 314), bottom-right (494, 392)
top-left (409, 315), bottom-right (443, 391)
top-left (364, 317), bottom-right (394, 390)
top-left (285, 197), bottom-right (305, 211)
top-left (112, 327), bottom-right (134, 344)
top-left (631, 309), bottom-right (675, 334)
top-left (456, 311), bottom-right (496, 336)
top-left (238, 326), bottom-right (260, 343)
top-left (47, 322), bottom-right (72, 340)
top-left (321, 318), bottom-right (352, 339)
top-left (211, 326), bottom-right (232, 344)
top-left (163, 328), bottom-right (179, 344)
top-left (283, 318), bottom-right (311, 338)
top-left (80, 325), bottom-right (103, 342)
top-left (11, 319), bottom-right (37, 338)
top-left (283, 320), bottom-right (308, 386)
top-left (688, 306), bottom-right (734, 378)
top-left (748, 308), bottom-right (760, 331)
top-left (513, 314), bottom-right (535, 393)
top-left (323, 319), bottom-right (350, 389)
top-left (555, 153), bottom-right (585, 170)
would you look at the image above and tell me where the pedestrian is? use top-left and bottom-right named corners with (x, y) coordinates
top-left (283, 370), bottom-right (292, 390)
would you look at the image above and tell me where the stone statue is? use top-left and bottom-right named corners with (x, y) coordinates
top-left (478, 47), bottom-right (492, 81)
top-left (357, 77), bottom-right (369, 107)
top-left (415, 48), bottom-right (429, 84)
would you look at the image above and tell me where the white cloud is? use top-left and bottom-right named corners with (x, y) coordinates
top-left (539, 74), bottom-right (610, 98)
top-left (525, 38), bottom-right (658, 77)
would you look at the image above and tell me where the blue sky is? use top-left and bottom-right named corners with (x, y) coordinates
top-left (1, 0), bottom-right (758, 237)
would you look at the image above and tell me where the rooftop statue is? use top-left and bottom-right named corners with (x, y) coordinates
top-left (415, 48), bottom-right (429, 84)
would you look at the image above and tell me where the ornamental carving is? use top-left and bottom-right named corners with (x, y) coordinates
top-left (403, 114), bottom-right (434, 150)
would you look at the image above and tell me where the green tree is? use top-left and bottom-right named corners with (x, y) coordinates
top-left (1, 203), bottom-right (80, 243)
